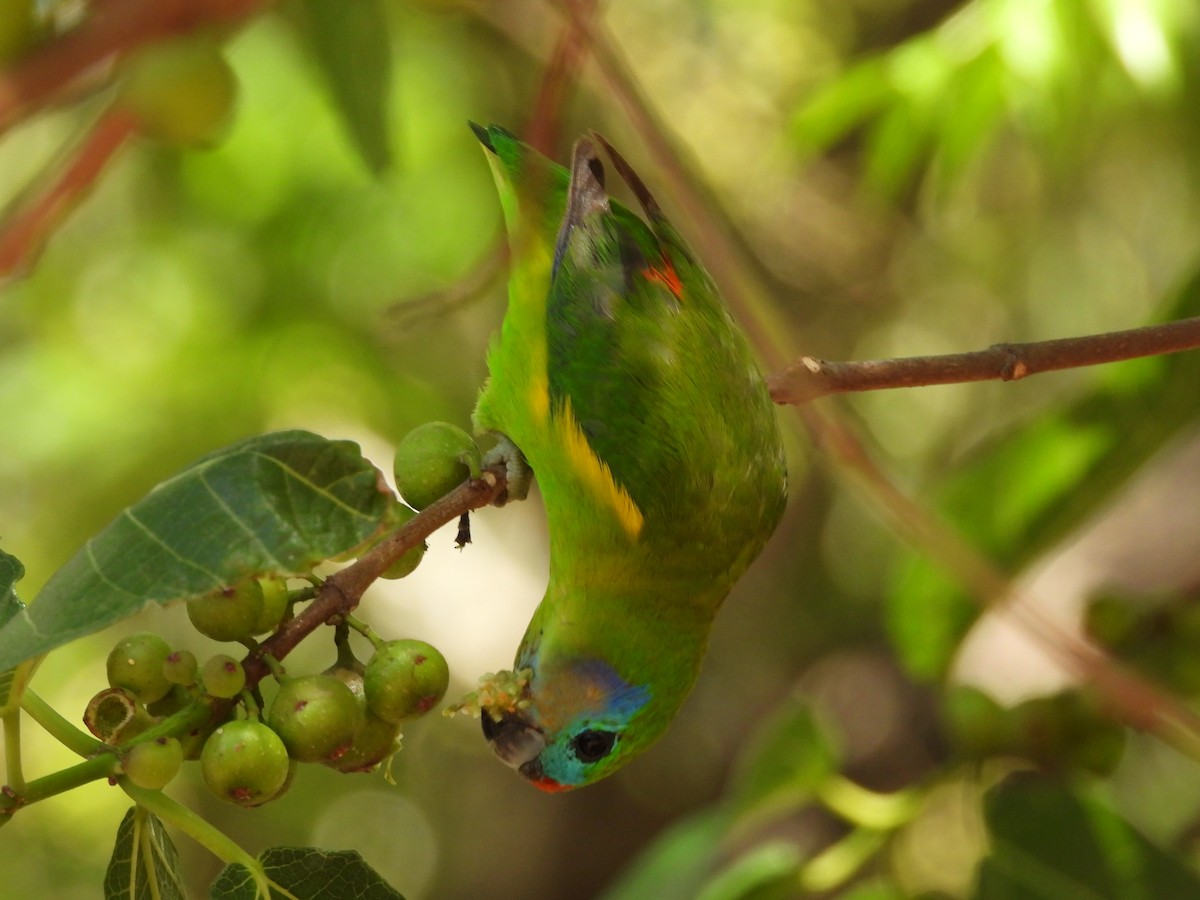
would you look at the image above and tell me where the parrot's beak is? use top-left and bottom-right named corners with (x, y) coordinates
top-left (481, 709), bottom-right (545, 770)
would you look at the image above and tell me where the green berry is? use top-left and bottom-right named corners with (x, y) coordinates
top-left (200, 720), bottom-right (291, 807)
top-left (116, 35), bottom-right (237, 148)
top-left (393, 422), bottom-right (481, 510)
top-left (123, 737), bottom-right (184, 790)
top-left (201, 654), bottom-right (246, 699)
top-left (162, 649), bottom-right (199, 686)
top-left (324, 662), bottom-right (367, 706)
top-left (364, 639), bottom-right (450, 725)
top-left (326, 713), bottom-right (402, 774)
top-left (267, 675), bottom-right (363, 763)
top-left (253, 576), bottom-right (290, 635)
top-left (380, 504), bottom-right (426, 579)
top-left (106, 632), bottom-right (173, 704)
top-left (187, 580), bottom-right (264, 642)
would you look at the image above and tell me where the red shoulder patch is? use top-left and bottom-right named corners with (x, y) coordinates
top-left (641, 258), bottom-right (683, 300)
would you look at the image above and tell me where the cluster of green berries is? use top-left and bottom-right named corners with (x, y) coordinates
top-left (95, 624), bottom-right (450, 806)
top-left (942, 684), bottom-right (1126, 777)
top-left (87, 421), bottom-right (477, 806)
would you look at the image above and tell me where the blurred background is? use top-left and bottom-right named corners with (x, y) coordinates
top-left (3, 0), bottom-right (1200, 897)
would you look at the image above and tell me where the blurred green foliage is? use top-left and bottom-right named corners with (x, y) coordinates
top-left (4, 0), bottom-right (1200, 897)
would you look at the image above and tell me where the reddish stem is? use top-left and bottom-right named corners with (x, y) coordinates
top-left (0, 107), bottom-right (138, 279)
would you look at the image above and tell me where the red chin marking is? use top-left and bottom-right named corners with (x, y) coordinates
top-left (531, 775), bottom-right (573, 793)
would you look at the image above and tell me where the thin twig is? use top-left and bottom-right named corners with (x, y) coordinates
top-left (0, 107), bottom-right (138, 280)
top-left (382, 240), bottom-right (508, 331)
top-left (770, 317), bottom-right (1200, 404)
top-left (522, 0), bottom-right (599, 155)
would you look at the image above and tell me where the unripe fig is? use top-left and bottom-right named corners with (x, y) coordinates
top-left (364, 639), bottom-right (450, 725)
top-left (349, 502), bottom-right (426, 579)
top-left (116, 35), bottom-right (237, 148)
top-left (253, 576), bottom-right (290, 634)
top-left (187, 580), bottom-right (264, 642)
top-left (393, 422), bottom-right (481, 510)
top-left (106, 632), bottom-right (173, 704)
top-left (123, 737), bottom-right (184, 790)
top-left (267, 675), bottom-right (363, 763)
top-left (200, 720), bottom-right (291, 807)
top-left (201, 654), bottom-right (246, 699)
top-left (162, 649), bottom-right (199, 686)
top-left (325, 714), bottom-right (402, 774)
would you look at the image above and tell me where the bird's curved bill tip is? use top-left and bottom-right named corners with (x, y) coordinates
top-left (482, 709), bottom-right (545, 769)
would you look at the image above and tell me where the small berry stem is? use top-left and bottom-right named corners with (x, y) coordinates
top-left (119, 699), bottom-right (213, 750)
top-left (343, 614), bottom-right (382, 649)
top-left (260, 654), bottom-right (286, 681)
top-left (2, 708), bottom-right (24, 792)
top-left (20, 689), bottom-right (104, 757)
top-left (2, 753), bottom-right (121, 814)
top-left (238, 689), bottom-right (261, 720)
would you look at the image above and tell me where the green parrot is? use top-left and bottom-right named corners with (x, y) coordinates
top-left (469, 124), bottom-right (787, 791)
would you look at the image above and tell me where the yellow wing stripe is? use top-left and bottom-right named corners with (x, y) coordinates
top-left (556, 398), bottom-right (644, 539)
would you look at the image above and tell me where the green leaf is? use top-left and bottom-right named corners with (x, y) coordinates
top-left (0, 548), bottom-right (28, 710)
top-left (104, 807), bottom-right (186, 900)
top-left (0, 431), bottom-right (391, 671)
top-left (697, 841), bottom-right (803, 900)
top-left (599, 809), bottom-right (729, 900)
top-left (973, 775), bottom-right (1200, 899)
top-left (210, 848), bottom-right (405, 899)
top-left (0, 549), bottom-right (23, 612)
top-left (729, 701), bottom-right (839, 826)
top-left (886, 556), bottom-right (977, 681)
top-left (792, 58), bottom-right (894, 151)
top-left (292, 0), bottom-right (393, 175)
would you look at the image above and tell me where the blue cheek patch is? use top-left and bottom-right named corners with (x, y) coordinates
top-left (572, 658), bottom-right (651, 719)
top-left (523, 657), bottom-right (652, 788)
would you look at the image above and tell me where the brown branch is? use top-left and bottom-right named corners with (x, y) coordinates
top-left (239, 466), bottom-right (507, 690)
top-left (769, 317), bottom-right (1200, 404)
top-left (0, 107), bottom-right (138, 280)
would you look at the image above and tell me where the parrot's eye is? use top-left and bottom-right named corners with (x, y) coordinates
top-left (571, 729), bottom-right (617, 763)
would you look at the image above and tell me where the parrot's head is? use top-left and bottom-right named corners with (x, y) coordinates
top-left (480, 637), bottom-right (659, 792)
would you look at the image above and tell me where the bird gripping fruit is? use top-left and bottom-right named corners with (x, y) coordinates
top-left (467, 125), bottom-right (788, 791)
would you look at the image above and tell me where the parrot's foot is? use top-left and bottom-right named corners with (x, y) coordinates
top-left (482, 435), bottom-right (532, 506)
